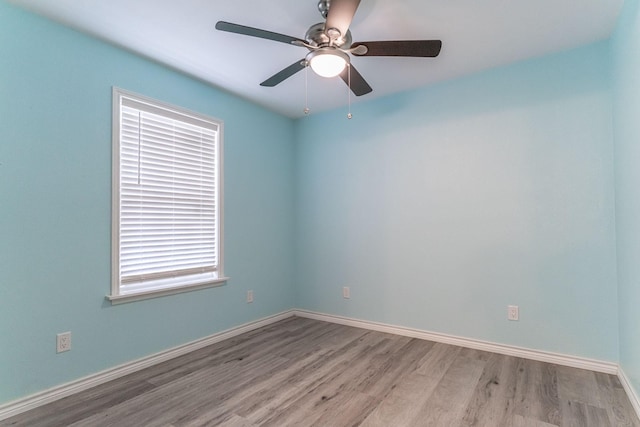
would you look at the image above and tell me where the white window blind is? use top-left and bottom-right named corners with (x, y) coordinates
top-left (112, 89), bottom-right (224, 299)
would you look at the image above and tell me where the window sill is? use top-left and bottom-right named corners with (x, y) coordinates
top-left (106, 277), bottom-right (229, 305)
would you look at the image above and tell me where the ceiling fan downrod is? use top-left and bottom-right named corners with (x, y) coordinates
top-left (318, 0), bottom-right (331, 19)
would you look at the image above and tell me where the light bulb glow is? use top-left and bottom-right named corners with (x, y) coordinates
top-left (307, 48), bottom-right (349, 78)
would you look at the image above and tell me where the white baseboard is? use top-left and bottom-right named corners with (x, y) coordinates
top-left (0, 310), bottom-right (295, 421)
top-left (1, 308), bottom-right (628, 422)
top-left (292, 309), bottom-right (619, 375)
top-left (618, 367), bottom-right (640, 420)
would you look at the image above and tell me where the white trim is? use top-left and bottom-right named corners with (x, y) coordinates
top-left (111, 86), bottom-right (121, 299)
top-left (618, 367), bottom-right (640, 420)
top-left (292, 309), bottom-right (619, 375)
top-left (1, 308), bottom-right (630, 421)
top-left (106, 277), bottom-right (229, 305)
top-left (0, 310), bottom-right (295, 421)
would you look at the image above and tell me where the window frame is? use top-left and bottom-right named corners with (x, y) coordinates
top-left (108, 87), bottom-right (227, 304)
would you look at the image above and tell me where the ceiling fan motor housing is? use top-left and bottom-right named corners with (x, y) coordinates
top-left (305, 22), bottom-right (352, 48)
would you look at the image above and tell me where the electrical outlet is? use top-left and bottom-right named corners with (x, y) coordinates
top-left (247, 290), bottom-right (254, 303)
top-left (507, 305), bottom-right (519, 321)
top-left (56, 332), bottom-right (71, 353)
top-left (343, 286), bottom-right (350, 299)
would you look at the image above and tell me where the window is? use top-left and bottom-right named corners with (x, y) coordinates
top-left (109, 88), bottom-right (225, 303)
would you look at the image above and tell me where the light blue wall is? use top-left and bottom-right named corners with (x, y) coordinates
top-left (612, 0), bottom-right (640, 399)
top-left (294, 42), bottom-right (619, 362)
top-left (0, 2), bottom-right (295, 404)
top-left (0, 0), bottom-right (629, 409)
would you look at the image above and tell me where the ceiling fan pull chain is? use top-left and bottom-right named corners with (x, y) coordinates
top-left (347, 64), bottom-right (352, 119)
top-left (304, 62), bottom-right (310, 115)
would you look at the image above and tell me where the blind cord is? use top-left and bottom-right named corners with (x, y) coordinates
top-left (137, 111), bottom-right (142, 185)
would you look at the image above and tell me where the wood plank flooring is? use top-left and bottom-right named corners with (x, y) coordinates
top-left (2, 317), bottom-right (638, 427)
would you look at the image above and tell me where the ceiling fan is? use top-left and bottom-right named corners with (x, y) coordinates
top-left (215, 0), bottom-right (442, 97)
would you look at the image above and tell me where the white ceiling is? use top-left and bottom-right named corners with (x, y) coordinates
top-left (9, 0), bottom-right (624, 118)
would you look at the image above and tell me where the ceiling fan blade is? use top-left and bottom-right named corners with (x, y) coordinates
top-left (260, 60), bottom-right (306, 87)
top-left (340, 64), bottom-right (372, 96)
top-left (351, 40), bottom-right (442, 57)
top-left (215, 21), bottom-right (305, 45)
top-left (325, 0), bottom-right (361, 39)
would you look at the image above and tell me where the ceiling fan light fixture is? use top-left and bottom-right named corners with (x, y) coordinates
top-left (307, 48), bottom-right (349, 78)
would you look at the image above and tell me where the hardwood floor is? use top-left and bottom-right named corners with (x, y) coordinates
top-left (2, 317), bottom-right (638, 427)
